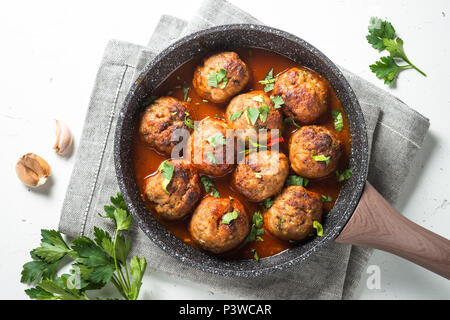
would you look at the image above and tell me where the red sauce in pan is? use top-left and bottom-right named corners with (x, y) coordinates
top-left (132, 48), bottom-right (351, 260)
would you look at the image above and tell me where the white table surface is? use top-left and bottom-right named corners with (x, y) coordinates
top-left (1, 0), bottom-right (449, 300)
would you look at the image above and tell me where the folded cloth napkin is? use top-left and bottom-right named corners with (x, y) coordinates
top-left (59, 0), bottom-right (430, 299)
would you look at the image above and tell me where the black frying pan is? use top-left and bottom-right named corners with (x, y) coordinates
top-left (114, 25), bottom-right (450, 278)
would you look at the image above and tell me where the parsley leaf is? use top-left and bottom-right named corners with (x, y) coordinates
top-left (321, 195), bottom-right (333, 202)
top-left (367, 17), bottom-right (396, 50)
top-left (284, 117), bottom-right (301, 128)
top-left (271, 95), bottom-right (284, 109)
top-left (183, 81), bottom-right (189, 101)
top-left (313, 221), bottom-right (324, 237)
top-left (259, 68), bottom-right (277, 92)
top-left (336, 168), bottom-right (352, 182)
top-left (246, 107), bottom-right (260, 125)
top-left (221, 210), bottom-right (239, 224)
top-left (207, 133), bottom-right (226, 148)
top-left (331, 110), bottom-right (344, 132)
top-left (230, 110), bottom-right (243, 121)
top-left (262, 197), bottom-right (274, 209)
top-left (367, 17), bottom-right (426, 85)
top-left (245, 211), bottom-right (264, 243)
top-left (370, 56), bottom-right (402, 85)
top-left (285, 175), bottom-right (309, 187)
top-left (184, 112), bottom-right (198, 131)
top-left (251, 249), bottom-right (260, 261)
top-left (208, 68), bottom-right (228, 88)
top-left (311, 150), bottom-right (330, 165)
top-left (201, 176), bottom-right (220, 198)
top-left (206, 151), bottom-right (216, 165)
top-left (158, 160), bottom-right (174, 194)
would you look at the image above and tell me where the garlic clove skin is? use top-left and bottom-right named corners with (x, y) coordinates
top-left (16, 153), bottom-right (51, 187)
top-left (53, 120), bottom-right (73, 156)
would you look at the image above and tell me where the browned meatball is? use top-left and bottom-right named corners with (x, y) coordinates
top-left (289, 125), bottom-right (343, 179)
top-left (189, 196), bottom-right (250, 254)
top-left (232, 150), bottom-right (289, 202)
top-left (144, 160), bottom-right (202, 221)
top-left (139, 96), bottom-right (189, 155)
top-left (265, 186), bottom-right (323, 241)
top-left (193, 52), bottom-right (250, 103)
top-left (225, 91), bottom-right (282, 142)
top-left (186, 118), bottom-right (234, 176)
top-left (273, 67), bottom-right (329, 124)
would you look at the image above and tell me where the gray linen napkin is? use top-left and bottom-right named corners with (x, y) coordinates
top-left (59, 0), bottom-right (429, 299)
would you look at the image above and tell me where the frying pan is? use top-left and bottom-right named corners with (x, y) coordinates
top-left (114, 24), bottom-right (450, 279)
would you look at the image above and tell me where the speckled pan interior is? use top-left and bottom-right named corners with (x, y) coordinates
top-left (114, 24), bottom-right (369, 277)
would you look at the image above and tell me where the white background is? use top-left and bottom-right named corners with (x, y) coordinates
top-left (1, 0), bottom-right (449, 299)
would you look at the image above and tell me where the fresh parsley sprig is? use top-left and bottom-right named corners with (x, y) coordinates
top-left (21, 193), bottom-right (147, 300)
top-left (367, 17), bottom-right (426, 85)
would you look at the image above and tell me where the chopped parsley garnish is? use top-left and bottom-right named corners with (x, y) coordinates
top-left (321, 195), bottom-right (333, 202)
top-left (206, 151), bottom-right (216, 165)
top-left (186, 97), bottom-right (192, 103)
top-left (251, 249), bottom-right (260, 261)
top-left (221, 210), bottom-right (239, 224)
top-left (254, 172), bottom-right (262, 179)
top-left (246, 107), bottom-right (260, 125)
top-left (182, 81), bottom-right (189, 101)
top-left (252, 95), bottom-right (270, 123)
top-left (336, 168), bottom-right (352, 182)
top-left (207, 133), bottom-right (226, 148)
top-left (167, 90), bottom-right (173, 95)
top-left (263, 197), bottom-right (274, 209)
top-left (248, 138), bottom-right (267, 149)
top-left (159, 161), bottom-right (174, 194)
top-left (284, 117), bottom-right (301, 128)
top-left (202, 99), bottom-right (209, 103)
top-left (195, 102), bottom-right (200, 106)
top-left (184, 112), bottom-right (198, 131)
top-left (311, 150), bottom-right (330, 165)
top-left (200, 176), bottom-right (220, 198)
top-left (331, 110), bottom-right (344, 132)
top-left (245, 211), bottom-right (264, 243)
top-left (230, 110), bottom-right (243, 121)
top-left (285, 175), bottom-right (309, 187)
top-left (259, 68), bottom-right (277, 92)
top-left (313, 221), bottom-right (324, 237)
top-left (271, 95), bottom-right (284, 109)
top-left (208, 68), bottom-right (228, 88)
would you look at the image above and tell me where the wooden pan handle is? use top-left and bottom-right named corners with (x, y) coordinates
top-left (335, 181), bottom-right (450, 279)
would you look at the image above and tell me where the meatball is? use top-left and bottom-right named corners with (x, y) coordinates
top-left (193, 52), bottom-right (250, 103)
top-left (232, 150), bottom-right (289, 202)
top-left (225, 91), bottom-right (282, 142)
top-left (189, 196), bottom-right (250, 254)
top-left (144, 160), bottom-right (202, 221)
top-left (289, 125), bottom-right (343, 179)
top-left (139, 96), bottom-right (189, 155)
top-left (186, 118), bottom-right (234, 176)
top-left (273, 67), bottom-right (329, 124)
top-left (265, 186), bottom-right (323, 241)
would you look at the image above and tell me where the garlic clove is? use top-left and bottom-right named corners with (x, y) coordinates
top-left (53, 120), bottom-right (73, 156)
top-left (16, 153), bottom-right (51, 187)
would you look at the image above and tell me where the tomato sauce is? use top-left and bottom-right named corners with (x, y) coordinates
top-left (132, 48), bottom-right (350, 260)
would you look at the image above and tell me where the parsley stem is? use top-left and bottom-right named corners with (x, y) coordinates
top-left (111, 275), bottom-right (129, 300)
top-left (112, 229), bottom-right (129, 295)
top-left (403, 56), bottom-right (427, 76)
